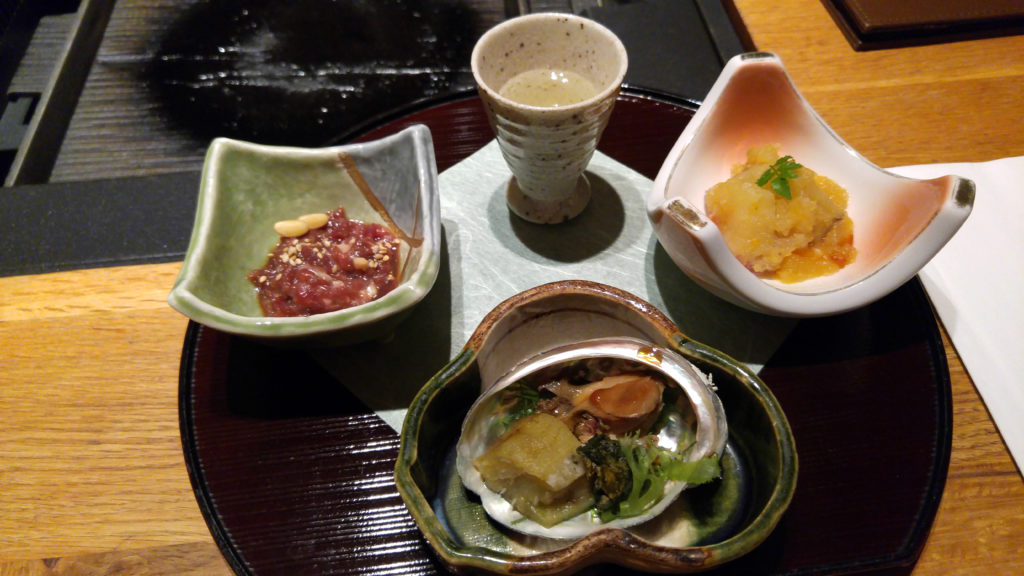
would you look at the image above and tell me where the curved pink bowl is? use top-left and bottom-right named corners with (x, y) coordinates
top-left (647, 52), bottom-right (974, 317)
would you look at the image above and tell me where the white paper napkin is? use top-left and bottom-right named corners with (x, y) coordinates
top-left (892, 156), bottom-right (1024, 475)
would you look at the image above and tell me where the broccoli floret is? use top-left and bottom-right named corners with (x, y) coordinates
top-left (577, 434), bottom-right (632, 512)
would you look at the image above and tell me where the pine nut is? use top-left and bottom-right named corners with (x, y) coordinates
top-left (299, 213), bottom-right (329, 229)
top-left (274, 219), bottom-right (309, 237)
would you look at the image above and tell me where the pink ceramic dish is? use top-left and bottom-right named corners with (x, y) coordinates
top-left (647, 52), bottom-right (974, 317)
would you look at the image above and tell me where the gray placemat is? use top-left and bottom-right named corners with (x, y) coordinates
top-left (0, 171), bottom-right (201, 277)
top-left (315, 141), bottom-right (795, 432)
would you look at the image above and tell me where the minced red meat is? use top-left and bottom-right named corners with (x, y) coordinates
top-left (248, 207), bottom-right (400, 317)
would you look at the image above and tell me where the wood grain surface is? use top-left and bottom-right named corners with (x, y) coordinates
top-left (731, 1), bottom-right (1024, 573)
top-left (3, 0), bottom-right (1023, 574)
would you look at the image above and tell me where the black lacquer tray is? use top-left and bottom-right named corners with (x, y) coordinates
top-left (180, 91), bottom-right (950, 576)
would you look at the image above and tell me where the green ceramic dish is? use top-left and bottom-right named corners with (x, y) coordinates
top-left (395, 280), bottom-right (797, 574)
top-left (168, 125), bottom-right (440, 345)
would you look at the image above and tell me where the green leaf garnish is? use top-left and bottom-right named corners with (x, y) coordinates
top-left (497, 382), bottom-right (539, 430)
top-left (756, 155), bottom-right (802, 200)
top-left (661, 455), bottom-right (722, 485)
top-left (597, 437), bottom-right (721, 522)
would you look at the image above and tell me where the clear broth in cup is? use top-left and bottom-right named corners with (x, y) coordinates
top-left (499, 68), bottom-right (598, 107)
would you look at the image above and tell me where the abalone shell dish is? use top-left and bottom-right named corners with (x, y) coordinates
top-left (394, 280), bottom-right (797, 574)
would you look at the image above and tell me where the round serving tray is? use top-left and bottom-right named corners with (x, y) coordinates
top-left (179, 90), bottom-right (950, 576)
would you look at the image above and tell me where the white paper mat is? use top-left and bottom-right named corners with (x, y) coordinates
top-left (893, 156), bottom-right (1024, 476)
top-left (317, 142), bottom-right (796, 432)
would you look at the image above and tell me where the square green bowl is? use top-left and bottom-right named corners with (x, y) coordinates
top-left (168, 125), bottom-right (440, 346)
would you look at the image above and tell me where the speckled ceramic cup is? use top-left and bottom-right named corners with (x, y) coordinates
top-left (472, 13), bottom-right (627, 224)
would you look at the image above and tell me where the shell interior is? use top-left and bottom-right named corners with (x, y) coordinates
top-left (455, 337), bottom-right (728, 539)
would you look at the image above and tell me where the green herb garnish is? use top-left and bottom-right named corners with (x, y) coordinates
top-left (756, 155), bottom-right (802, 199)
top-left (497, 382), bottom-right (539, 430)
top-left (597, 437), bottom-right (721, 522)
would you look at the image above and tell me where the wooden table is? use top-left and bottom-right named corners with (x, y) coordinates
top-left (2, 0), bottom-right (1022, 573)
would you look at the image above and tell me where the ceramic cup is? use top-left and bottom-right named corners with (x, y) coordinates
top-left (471, 13), bottom-right (627, 224)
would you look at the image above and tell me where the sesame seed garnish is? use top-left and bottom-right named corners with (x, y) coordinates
top-left (251, 208), bottom-right (402, 316)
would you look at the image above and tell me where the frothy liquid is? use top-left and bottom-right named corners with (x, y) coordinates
top-left (499, 68), bottom-right (599, 107)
